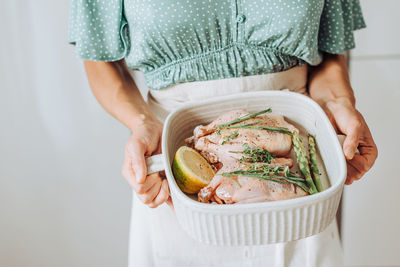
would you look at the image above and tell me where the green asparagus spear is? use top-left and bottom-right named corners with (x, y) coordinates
top-left (292, 131), bottom-right (318, 194)
top-left (308, 135), bottom-right (323, 192)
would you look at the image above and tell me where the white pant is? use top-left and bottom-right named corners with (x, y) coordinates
top-left (128, 65), bottom-right (343, 267)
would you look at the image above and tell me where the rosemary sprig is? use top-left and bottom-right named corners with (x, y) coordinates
top-left (222, 169), bottom-right (311, 193)
top-left (213, 108), bottom-right (292, 135)
top-left (224, 168), bottom-right (305, 181)
top-left (247, 165), bottom-right (303, 180)
top-left (221, 131), bottom-right (239, 145)
top-left (278, 178), bottom-right (311, 193)
top-left (226, 121), bottom-right (262, 128)
top-left (222, 171), bottom-right (285, 184)
top-left (247, 126), bottom-right (292, 135)
top-left (215, 109), bottom-right (272, 129)
top-left (225, 125), bottom-right (292, 135)
top-left (225, 176), bottom-right (241, 188)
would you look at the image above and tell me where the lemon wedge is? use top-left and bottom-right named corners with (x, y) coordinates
top-left (172, 146), bottom-right (215, 194)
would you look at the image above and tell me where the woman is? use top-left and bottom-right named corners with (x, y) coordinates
top-left (69, 0), bottom-right (377, 266)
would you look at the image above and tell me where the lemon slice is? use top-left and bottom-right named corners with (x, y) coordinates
top-left (172, 146), bottom-right (215, 194)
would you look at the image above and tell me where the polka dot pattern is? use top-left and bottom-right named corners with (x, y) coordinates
top-left (319, 0), bottom-right (366, 54)
top-left (68, 0), bottom-right (366, 90)
top-left (69, 0), bottom-right (130, 61)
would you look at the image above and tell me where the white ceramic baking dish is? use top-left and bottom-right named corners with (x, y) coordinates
top-left (145, 91), bottom-right (346, 246)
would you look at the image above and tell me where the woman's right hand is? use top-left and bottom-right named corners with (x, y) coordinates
top-left (121, 115), bottom-right (170, 208)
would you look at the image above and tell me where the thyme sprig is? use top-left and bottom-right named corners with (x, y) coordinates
top-left (233, 143), bottom-right (276, 164)
top-left (221, 131), bottom-right (239, 145)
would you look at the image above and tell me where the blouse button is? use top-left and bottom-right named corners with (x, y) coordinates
top-left (236, 14), bottom-right (246, 23)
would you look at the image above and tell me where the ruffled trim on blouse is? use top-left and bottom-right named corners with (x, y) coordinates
top-left (318, 0), bottom-right (366, 54)
top-left (68, 0), bottom-right (130, 61)
top-left (140, 43), bottom-right (305, 90)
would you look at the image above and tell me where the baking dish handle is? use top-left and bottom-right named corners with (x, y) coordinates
top-left (145, 154), bottom-right (165, 175)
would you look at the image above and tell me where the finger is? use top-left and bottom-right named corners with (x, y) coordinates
top-left (149, 179), bottom-right (170, 208)
top-left (358, 135), bottom-right (378, 167)
top-left (345, 162), bottom-right (362, 185)
top-left (122, 158), bottom-right (137, 188)
top-left (345, 136), bottom-right (378, 184)
top-left (127, 142), bottom-right (147, 184)
top-left (347, 155), bottom-right (369, 178)
top-left (122, 158), bottom-right (151, 192)
top-left (343, 120), bottom-right (362, 160)
top-left (345, 145), bottom-right (373, 185)
top-left (137, 175), bottom-right (162, 205)
top-left (130, 171), bottom-right (160, 194)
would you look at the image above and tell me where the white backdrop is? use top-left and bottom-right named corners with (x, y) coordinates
top-left (1, 1), bottom-right (131, 267)
top-left (1, 1), bottom-right (399, 267)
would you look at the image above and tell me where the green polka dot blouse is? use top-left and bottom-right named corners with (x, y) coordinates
top-left (69, 0), bottom-right (366, 90)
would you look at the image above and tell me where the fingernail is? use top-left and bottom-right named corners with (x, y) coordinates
top-left (345, 148), bottom-right (355, 159)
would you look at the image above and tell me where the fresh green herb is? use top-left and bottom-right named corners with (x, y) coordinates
top-left (225, 176), bottom-right (241, 188)
top-left (249, 165), bottom-right (299, 178)
top-left (308, 135), bottom-right (323, 192)
top-left (229, 121), bottom-right (262, 127)
top-left (224, 166), bottom-right (302, 180)
top-left (292, 131), bottom-right (318, 194)
top-left (222, 171), bottom-right (284, 184)
top-left (212, 108), bottom-right (292, 135)
top-left (222, 168), bottom-right (311, 193)
top-left (221, 131), bottom-right (239, 145)
top-left (215, 109), bottom-right (272, 129)
top-left (230, 143), bottom-right (276, 163)
top-left (242, 143), bottom-right (276, 163)
top-left (225, 125), bottom-right (292, 135)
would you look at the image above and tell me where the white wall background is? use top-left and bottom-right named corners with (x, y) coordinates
top-left (0, 1), bottom-right (131, 267)
top-left (0, 1), bottom-right (399, 267)
top-left (342, 0), bottom-right (400, 266)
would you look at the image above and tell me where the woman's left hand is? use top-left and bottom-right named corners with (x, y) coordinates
top-left (322, 98), bottom-right (378, 185)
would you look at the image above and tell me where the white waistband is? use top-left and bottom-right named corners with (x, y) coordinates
top-left (142, 65), bottom-right (308, 121)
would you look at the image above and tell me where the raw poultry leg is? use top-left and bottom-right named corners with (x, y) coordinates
top-left (185, 109), bottom-right (309, 204)
top-left (197, 158), bottom-right (303, 204)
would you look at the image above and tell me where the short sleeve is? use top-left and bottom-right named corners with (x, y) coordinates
top-left (318, 0), bottom-right (366, 54)
top-left (68, 0), bottom-right (130, 61)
